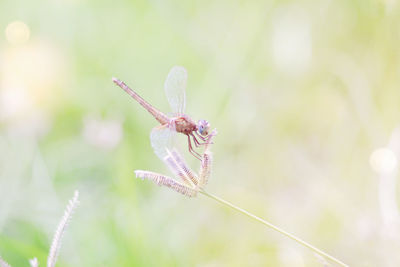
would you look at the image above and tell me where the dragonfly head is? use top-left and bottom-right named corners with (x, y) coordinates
top-left (197, 120), bottom-right (210, 136)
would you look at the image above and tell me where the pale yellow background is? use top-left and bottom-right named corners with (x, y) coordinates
top-left (0, 0), bottom-right (399, 266)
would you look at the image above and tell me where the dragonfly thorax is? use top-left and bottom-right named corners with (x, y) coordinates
top-left (172, 116), bottom-right (197, 135)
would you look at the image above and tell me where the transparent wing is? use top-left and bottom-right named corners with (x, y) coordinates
top-left (164, 66), bottom-right (187, 115)
top-left (150, 124), bottom-right (176, 160)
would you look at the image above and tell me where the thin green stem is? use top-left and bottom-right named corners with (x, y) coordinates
top-left (199, 190), bottom-right (349, 267)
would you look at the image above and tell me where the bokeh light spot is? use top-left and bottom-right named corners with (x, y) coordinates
top-left (272, 7), bottom-right (312, 75)
top-left (370, 148), bottom-right (398, 174)
top-left (5, 20), bottom-right (30, 44)
top-left (83, 116), bottom-right (123, 150)
top-left (0, 86), bottom-right (31, 119)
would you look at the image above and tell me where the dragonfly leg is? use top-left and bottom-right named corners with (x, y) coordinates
top-left (187, 134), bottom-right (202, 160)
top-left (194, 131), bottom-right (214, 145)
top-left (194, 131), bottom-right (208, 141)
top-left (190, 133), bottom-right (203, 147)
top-left (191, 133), bottom-right (211, 147)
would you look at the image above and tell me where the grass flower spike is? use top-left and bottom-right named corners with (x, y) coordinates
top-left (133, 128), bottom-right (348, 266)
top-left (0, 256), bottom-right (11, 267)
top-left (29, 258), bottom-right (38, 267)
top-left (0, 191), bottom-right (79, 267)
top-left (47, 190), bottom-right (79, 267)
top-left (135, 129), bottom-right (217, 197)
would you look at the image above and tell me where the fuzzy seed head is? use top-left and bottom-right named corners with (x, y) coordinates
top-left (47, 190), bottom-right (79, 267)
top-left (135, 170), bottom-right (197, 197)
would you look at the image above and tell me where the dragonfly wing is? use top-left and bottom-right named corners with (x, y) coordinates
top-left (150, 124), bottom-right (176, 160)
top-left (164, 66), bottom-right (187, 115)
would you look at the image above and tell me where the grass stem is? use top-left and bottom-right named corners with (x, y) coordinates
top-left (199, 190), bottom-right (349, 267)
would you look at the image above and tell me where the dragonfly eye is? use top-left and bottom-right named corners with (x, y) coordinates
top-left (198, 120), bottom-right (210, 136)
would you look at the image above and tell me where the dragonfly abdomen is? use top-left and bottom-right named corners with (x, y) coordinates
top-left (113, 78), bottom-right (170, 125)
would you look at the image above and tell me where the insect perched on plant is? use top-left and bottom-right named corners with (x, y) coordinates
top-left (135, 129), bottom-right (217, 197)
top-left (113, 66), bottom-right (211, 160)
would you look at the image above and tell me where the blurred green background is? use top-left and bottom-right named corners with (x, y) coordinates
top-left (1, 0), bottom-right (400, 266)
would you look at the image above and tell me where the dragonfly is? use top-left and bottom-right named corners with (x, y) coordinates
top-left (112, 66), bottom-right (211, 160)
